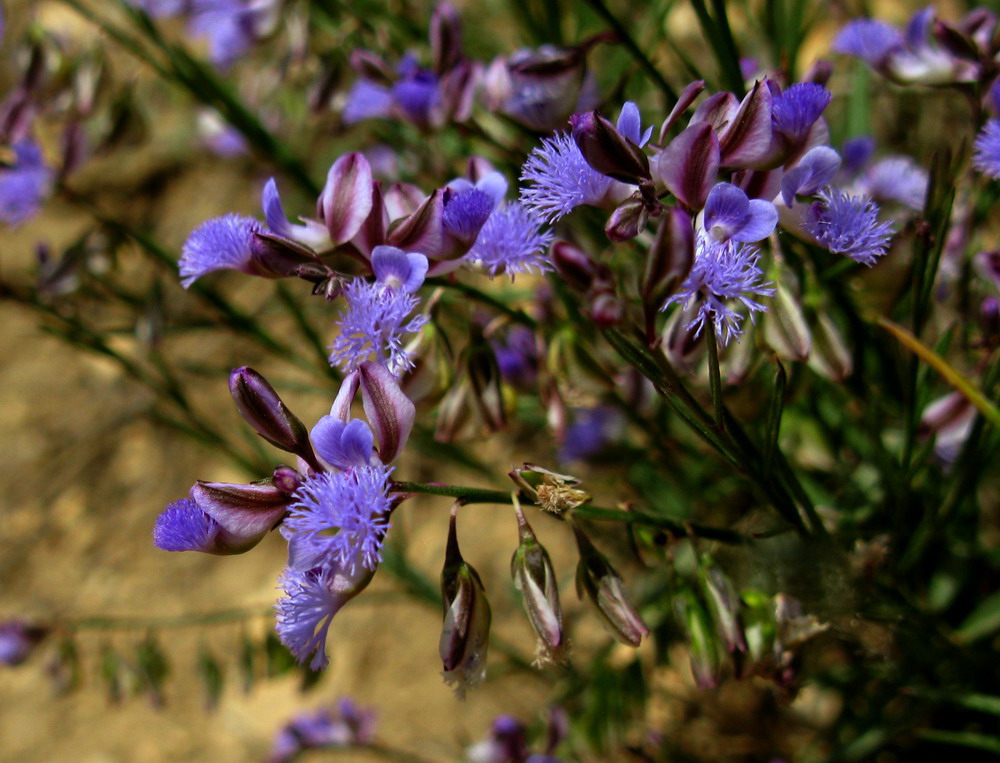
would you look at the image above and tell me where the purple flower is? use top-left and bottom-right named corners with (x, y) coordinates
top-left (275, 564), bottom-right (375, 671)
top-left (520, 131), bottom-right (614, 222)
top-left (153, 498), bottom-right (221, 552)
top-left (664, 234), bottom-right (775, 346)
top-left (327, 274), bottom-right (429, 376)
top-left (974, 120), bottom-right (1000, 180)
top-left (703, 182), bottom-right (778, 243)
top-left (0, 139), bottom-right (52, 226)
top-left (860, 157), bottom-right (927, 210)
top-left (392, 56), bottom-right (441, 125)
top-left (342, 80), bottom-right (395, 125)
top-left (842, 136), bottom-right (876, 175)
top-left (270, 699), bottom-right (377, 763)
top-left (442, 187), bottom-right (495, 244)
top-left (804, 188), bottom-right (894, 267)
top-left (178, 213), bottom-right (262, 287)
top-left (371, 245), bottom-right (428, 293)
top-left (0, 621), bottom-right (47, 667)
top-left (781, 146), bottom-right (842, 207)
top-left (282, 466), bottom-right (393, 575)
top-left (187, 0), bottom-right (268, 70)
top-left (771, 83), bottom-right (831, 144)
top-left (491, 326), bottom-right (539, 388)
top-left (311, 417), bottom-right (376, 471)
top-left (559, 406), bottom-right (624, 462)
top-left (466, 201), bottom-right (553, 277)
top-left (833, 19), bottom-right (903, 67)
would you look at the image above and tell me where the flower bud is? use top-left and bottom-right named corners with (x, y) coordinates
top-left (440, 505), bottom-right (492, 695)
top-left (191, 480), bottom-right (291, 540)
top-left (551, 240), bottom-right (600, 292)
top-left (272, 466), bottom-right (303, 495)
top-left (510, 501), bottom-right (567, 665)
top-left (229, 367), bottom-right (317, 465)
top-left (571, 111), bottom-right (651, 185)
top-left (604, 193), bottom-right (649, 242)
top-left (763, 277), bottom-right (812, 362)
top-left (467, 330), bottom-right (507, 432)
top-left (699, 559), bottom-right (747, 654)
top-left (717, 80), bottom-right (775, 169)
top-left (586, 288), bottom-right (624, 327)
top-left (807, 313), bottom-right (853, 382)
top-left (430, 1), bottom-right (463, 73)
top-left (573, 525), bottom-right (648, 647)
top-left (642, 208), bottom-right (693, 342)
top-left (674, 589), bottom-right (723, 689)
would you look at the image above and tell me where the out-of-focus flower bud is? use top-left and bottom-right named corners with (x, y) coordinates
top-left (763, 276), bottom-right (812, 362)
top-left (662, 299), bottom-right (705, 369)
top-left (439, 504), bottom-right (492, 696)
top-left (807, 313), bottom-right (853, 382)
top-left (587, 288), bottom-right (624, 328)
top-left (551, 240), bottom-right (600, 292)
top-left (571, 111), bottom-right (651, 185)
top-left (466, 715), bottom-right (529, 763)
top-left (699, 558), bottom-right (747, 654)
top-left (229, 367), bottom-right (318, 466)
top-left (466, 330), bottom-right (507, 432)
top-left (0, 621), bottom-right (47, 666)
top-left (359, 361), bottom-right (416, 464)
top-left (773, 594), bottom-right (828, 654)
top-left (919, 391), bottom-right (976, 462)
top-left (604, 193), bottom-right (649, 242)
top-left (740, 589), bottom-right (776, 665)
top-left (642, 208), bottom-right (694, 343)
top-left (489, 44), bottom-right (589, 132)
top-left (318, 153), bottom-right (374, 245)
top-left (982, 296), bottom-right (1000, 347)
top-left (652, 122), bottom-right (720, 211)
top-left (573, 524), bottom-right (649, 647)
top-left (674, 589), bottom-right (724, 689)
top-left (431, 1), bottom-right (463, 74)
top-left (511, 500), bottom-right (567, 665)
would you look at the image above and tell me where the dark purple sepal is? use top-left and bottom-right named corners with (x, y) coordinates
top-left (229, 367), bottom-right (317, 465)
top-left (350, 182), bottom-right (389, 259)
top-left (349, 50), bottom-right (394, 83)
top-left (718, 80), bottom-right (775, 169)
top-left (571, 111), bottom-right (651, 185)
top-left (431, 1), bottom-right (463, 74)
top-left (658, 80), bottom-right (706, 144)
top-left (654, 122), bottom-right (720, 211)
top-left (250, 231), bottom-right (325, 279)
top-left (387, 189), bottom-right (445, 257)
top-left (359, 361), bottom-right (416, 464)
top-left (466, 331), bottom-right (506, 432)
top-left (191, 480), bottom-right (291, 538)
top-left (318, 153), bottom-right (374, 245)
top-left (690, 91), bottom-right (738, 133)
top-left (932, 19), bottom-right (980, 62)
top-left (439, 60), bottom-right (481, 122)
top-left (604, 193), bottom-right (649, 242)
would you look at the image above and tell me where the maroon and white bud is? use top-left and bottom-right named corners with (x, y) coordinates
top-left (700, 559), bottom-right (747, 654)
top-left (431, 1), bottom-right (464, 74)
top-left (807, 314), bottom-right (853, 382)
top-left (359, 361), bottom-right (416, 464)
top-left (551, 240), bottom-right (600, 292)
top-left (510, 501), bottom-right (567, 665)
top-left (573, 525), bottom-right (649, 647)
top-left (763, 278), bottom-right (812, 362)
top-left (604, 194), bottom-right (649, 242)
top-left (229, 367), bottom-right (317, 466)
top-left (439, 504), bottom-right (492, 696)
top-left (318, 153), bottom-right (374, 245)
top-left (652, 122), bottom-right (720, 211)
top-left (643, 208), bottom-right (694, 317)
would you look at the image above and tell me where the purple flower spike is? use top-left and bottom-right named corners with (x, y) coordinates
top-left (833, 19), bottom-right (904, 66)
top-left (804, 188), bottom-right (894, 266)
top-left (283, 466), bottom-right (393, 574)
top-left (179, 213), bottom-right (260, 287)
top-left (371, 245), bottom-right (428, 293)
top-left (275, 563), bottom-right (377, 671)
top-left (466, 201), bottom-right (553, 277)
top-left (664, 235), bottom-right (775, 346)
top-left (974, 120), bottom-right (1000, 179)
top-left (153, 498), bottom-right (224, 553)
top-left (520, 131), bottom-right (614, 222)
top-left (704, 182), bottom-right (778, 243)
top-left (0, 139), bottom-right (53, 226)
top-left (311, 417), bottom-right (375, 471)
top-left (781, 146), bottom-right (842, 207)
top-left (771, 83), bottom-right (832, 144)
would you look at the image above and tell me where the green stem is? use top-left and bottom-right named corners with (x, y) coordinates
top-left (704, 323), bottom-right (726, 432)
top-left (427, 276), bottom-right (538, 327)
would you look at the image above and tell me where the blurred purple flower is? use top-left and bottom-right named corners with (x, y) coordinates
top-left (559, 406), bottom-right (624, 462)
top-left (0, 621), bottom-right (47, 667)
top-left (833, 18), bottom-right (903, 67)
top-left (0, 139), bottom-right (52, 226)
top-left (492, 326), bottom-right (539, 389)
top-left (270, 698), bottom-right (377, 763)
top-left (973, 120), bottom-right (1000, 180)
top-left (804, 189), bottom-right (893, 266)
